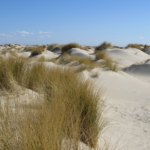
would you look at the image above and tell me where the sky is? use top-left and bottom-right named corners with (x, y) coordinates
top-left (0, 0), bottom-right (150, 46)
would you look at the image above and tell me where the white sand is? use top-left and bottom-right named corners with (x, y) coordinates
top-left (35, 50), bottom-right (59, 59)
top-left (93, 70), bottom-right (150, 150)
top-left (0, 85), bottom-right (40, 112)
top-left (105, 48), bottom-right (150, 68)
top-left (79, 48), bottom-right (150, 150)
top-left (69, 48), bottom-right (95, 60)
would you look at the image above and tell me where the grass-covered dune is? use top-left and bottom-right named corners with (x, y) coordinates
top-left (0, 54), bottom-right (105, 150)
top-left (0, 42), bottom-right (150, 150)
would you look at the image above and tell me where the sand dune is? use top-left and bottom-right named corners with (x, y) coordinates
top-left (105, 48), bottom-right (150, 68)
top-left (70, 47), bottom-right (150, 149)
top-left (0, 44), bottom-right (150, 149)
top-left (123, 62), bottom-right (150, 82)
top-left (68, 48), bottom-right (95, 59)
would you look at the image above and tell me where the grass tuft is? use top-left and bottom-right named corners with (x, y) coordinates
top-left (95, 51), bottom-right (107, 60)
top-left (47, 43), bottom-right (62, 51)
top-left (95, 42), bottom-right (112, 52)
top-left (0, 56), bottom-right (26, 90)
top-left (24, 46), bottom-right (45, 56)
top-left (125, 44), bottom-right (142, 50)
top-left (95, 52), bottom-right (119, 72)
top-left (61, 43), bottom-right (89, 54)
top-left (0, 48), bottom-right (109, 149)
top-left (101, 57), bottom-right (119, 72)
top-left (0, 63), bottom-right (105, 149)
top-left (59, 55), bottom-right (98, 71)
top-left (61, 43), bottom-right (81, 54)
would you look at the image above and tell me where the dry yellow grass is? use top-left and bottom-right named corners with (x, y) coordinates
top-left (125, 44), bottom-right (142, 50)
top-left (95, 42), bottom-right (112, 52)
top-left (96, 51), bottom-right (107, 60)
top-left (95, 52), bottom-right (119, 72)
top-left (24, 45), bottom-right (45, 56)
top-left (47, 43), bottom-right (63, 51)
top-left (59, 55), bottom-right (98, 71)
top-left (61, 43), bottom-right (89, 54)
top-left (0, 62), bottom-right (106, 149)
top-left (0, 56), bottom-right (26, 91)
top-left (101, 57), bottom-right (119, 72)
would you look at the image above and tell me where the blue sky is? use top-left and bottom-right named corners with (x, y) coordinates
top-left (0, 0), bottom-right (150, 46)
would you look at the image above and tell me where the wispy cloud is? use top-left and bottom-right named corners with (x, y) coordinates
top-left (17, 31), bottom-right (34, 36)
top-left (39, 31), bottom-right (51, 34)
top-left (140, 37), bottom-right (144, 39)
top-left (47, 35), bottom-right (50, 37)
top-left (0, 33), bottom-right (13, 38)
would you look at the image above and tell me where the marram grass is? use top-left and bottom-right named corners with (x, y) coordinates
top-left (0, 59), bottom-right (106, 150)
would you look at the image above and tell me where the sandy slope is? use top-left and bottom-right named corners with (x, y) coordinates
top-left (123, 61), bottom-right (150, 82)
top-left (80, 48), bottom-right (150, 150)
top-left (105, 48), bottom-right (150, 68)
top-left (91, 70), bottom-right (150, 150)
top-left (71, 47), bottom-right (150, 149)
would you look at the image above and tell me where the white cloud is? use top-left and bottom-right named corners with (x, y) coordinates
top-left (140, 37), bottom-right (144, 39)
top-left (47, 35), bottom-right (50, 37)
top-left (17, 31), bottom-right (34, 35)
top-left (39, 31), bottom-right (51, 34)
top-left (0, 33), bottom-right (13, 37)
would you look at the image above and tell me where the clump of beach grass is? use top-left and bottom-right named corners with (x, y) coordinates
top-left (0, 56), bottom-right (26, 91)
top-left (125, 43), bottom-right (150, 52)
top-left (61, 43), bottom-right (81, 54)
top-left (24, 45), bottom-right (45, 56)
top-left (59, 55), bottom-right (98, 71)
top-left (95, 51), bottom-right (107, 60)
top-left (21, 62), bottom-right (45, 91)
top-left (125, 44), bottom-right (142, 50)
top-left (95, 52), bottom-right (118, 72)
top-left (0, 62), bottom-right (105, 149)
top-left (61, 43), bottom-right (89, 54)
top-left (47, 43), bottom-right (63, 51)
top-left (101, 57), bottom-right (119, 72)
top-left (23, 64), bottom-right (104, 148)
top-left (113, 45), bottom-right (123, 49)
top-left (95, 42), bottom-right (112, 52)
